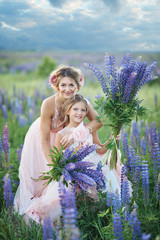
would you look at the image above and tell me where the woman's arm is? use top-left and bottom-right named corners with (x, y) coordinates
top-left (86, 101), bottom-right (103, 133)
top-left (40, 99), bottom-right (54, 164)
top-left (55, 133), bottom-right (63, 151)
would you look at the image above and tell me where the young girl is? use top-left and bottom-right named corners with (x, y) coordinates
top-left (14, 65), bottom-right (102, 223)
top-left (23, 94), bottom-right (121, 224)
top-left (55, 94), bottom-right (121, 194)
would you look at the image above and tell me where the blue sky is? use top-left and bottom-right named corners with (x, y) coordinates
top-left (0, 0), bottom-right (160, 52)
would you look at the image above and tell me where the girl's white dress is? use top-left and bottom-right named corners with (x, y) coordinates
top-left (14, 107), bottom-right (121, 224)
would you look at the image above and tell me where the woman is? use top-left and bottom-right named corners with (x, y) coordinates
top-left (14, 65), bottom-right (102, 221)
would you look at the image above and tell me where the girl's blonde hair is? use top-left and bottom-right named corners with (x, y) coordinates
top-left (61, 94), bottom-right (88, 124)
top-left (49, 65), bottom-right (83, 90)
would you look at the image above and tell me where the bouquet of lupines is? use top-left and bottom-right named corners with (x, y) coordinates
top-left (85, 53), bottom-right (157, 169)
top-left (34, 145), bottom-right (106, 193)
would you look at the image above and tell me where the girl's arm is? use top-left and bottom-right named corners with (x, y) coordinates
top-left (86, 101), bottom-right (103, 133)
top-left (92, 131), bottom-right (113, 154)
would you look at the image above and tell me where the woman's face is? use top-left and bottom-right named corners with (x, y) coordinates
top-left (68, 101), bottom-right (87, 124)
top-left (58, 77), bottom-right (79, 100)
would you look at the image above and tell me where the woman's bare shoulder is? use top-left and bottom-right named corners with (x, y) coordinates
top-left (41, 95), bottom-right (55, 114)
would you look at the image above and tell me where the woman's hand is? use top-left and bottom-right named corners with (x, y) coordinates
top-left (60, 132), bottom-right (74, 149)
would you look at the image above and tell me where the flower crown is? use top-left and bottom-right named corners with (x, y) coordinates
top-left (49, 74), bottom-right (84, 88)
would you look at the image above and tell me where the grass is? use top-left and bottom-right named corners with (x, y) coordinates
top-left (0, 51), bottom-right (160, 239)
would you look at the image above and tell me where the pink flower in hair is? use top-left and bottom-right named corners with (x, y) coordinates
top-left (49, 74), bottom-right (57, 86)
top-left (79, 75), bottom-right (84, 87)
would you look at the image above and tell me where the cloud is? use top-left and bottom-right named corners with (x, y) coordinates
top-left (0, 21), bottom-right (21, 31)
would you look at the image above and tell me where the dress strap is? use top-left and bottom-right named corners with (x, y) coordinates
top-left (52, 96), bottom-right (59, 129)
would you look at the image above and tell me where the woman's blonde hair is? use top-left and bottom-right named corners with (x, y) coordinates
top-left (61, 94), bottom-right (88, 124)
top-left (49, 65), bottom-right (83, 90)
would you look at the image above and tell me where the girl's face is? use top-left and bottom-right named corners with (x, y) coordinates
top-left (58, 77), bottom-right (78, 100)
top-left (68, 102), bottom-right (87, 124)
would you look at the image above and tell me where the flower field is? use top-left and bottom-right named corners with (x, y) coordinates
top-left (0, 51), bottom-right (160, 240)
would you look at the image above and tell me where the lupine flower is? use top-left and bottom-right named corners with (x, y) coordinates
top-left (150, 122), bottom-right (158, 145)
top-left (155, 173), bottom-right (160, 202)
top-left (59, 183), bottom-right (81, 240)
top-left (130, 208), bottom-right (141, 240)
top-left (142, 161), bottom-right (149, 204)
top-left (131, 120), bottom-right (141, 149)
top-left (145, 122), bottom-right (152, 156)
top-left (10, 99), bottom-right (15, 114)
top-left (121, 174), bottom-right (130, 221)
top-left (18, 115), bottom-right (28, 127)
top-left (113, 213), bottom-right (123, 240)
top-left (2, 105), bottom-right (8, 120)
top-left (85, 54), bottom-right (156, 170)
top-left (141, 137), bottom-right (147, 155)
top-left (152, 143), bottom-right (160, 182)
top-left (112, 190), bottom-right (121, 213)
top-left (3, 173), bottom-right (14, 208)
top-left (106, 179), bottom-right (114, 207)
top-left (0, 134), bottom-right (4, 168)
top-left (42, 216), bottom-right (53, 240)
top-left (17, 144), bottom-right (23, 162)
top-left (141, 233), bottom-right (151, 240)
top-left (3, 122), bottom-right (10, 164)
top-left (28, 109), bottom-right (35, 124)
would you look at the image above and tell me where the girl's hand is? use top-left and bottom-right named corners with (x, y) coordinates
top-left (115, 133), bottom-right (121, 141)
top-left (60, 132), bottom-right (74, 149)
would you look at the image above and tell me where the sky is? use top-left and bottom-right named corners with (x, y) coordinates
top-left (0, 0), bottom-right (160, 52)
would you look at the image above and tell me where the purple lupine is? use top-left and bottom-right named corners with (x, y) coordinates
top-left (123, 71), bottom-right (137, 103)
top-left (3, 122), bottom-right (10, 164)
top-left (155, 173), bottom-right (160, 202)
top-left (130, 120), bottom-right (141, 149)
top-left (130, 208), bottom-right (141, 240)
top-left (84, 63), bottom-right (109, 96)
top-left (27, 96), bottom-right (32, 109)
top-left (145, 122), bottom-right (152, 156)
top-left (3, 173), bottom-right (14, 208)
top-left (75, 161), bottom-right (95, 170)
top-left (112, 190), bottom-right (121, 213)
top-left (82, 168), bottom-right (106, 191)
top-left (17, 144), bottom-right (23, 162)
top-left (142, 161), bottom-right (149, 204)
top-left (121, 175), bottom-right (130, 202)
top-left (19, 100), bottom-right (24, 114)
top-left (63, 169), bottom-right (72, 182)
top-left (139, 61), bottom-right (157, 88)
top-left (42, 216), bottom-right (53, 240)
top-left (2, 105), bottom-right (8, 120)
top-left (18, 115), bottom-right (28, 127)
top-left (152, 143), bottom-right (160, 182)
top-left (59, 183), bottom-right (81, 240)
top-left (71, 144), bottom-right (97, 162)
top-left (10, 99), bottom-right (15, 114)
top-left (141, 233), bottom-right (152, 240)
top-left (113, 213), bottom-right (123, 240)
top-left (121, 175), bottom-right (130, 221)
top-left (141, 137), bottom-right (147, 155)
top-left (150, 123), bottom-right (158, 152)
top-left (0, 134), bottom-right (4, 168)
top-left (71, 171), bottom-right (96, 191)
top-left (28, 109), bottom-right (35, 124)
top-left (62, 146), bottom-right (74, 161)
